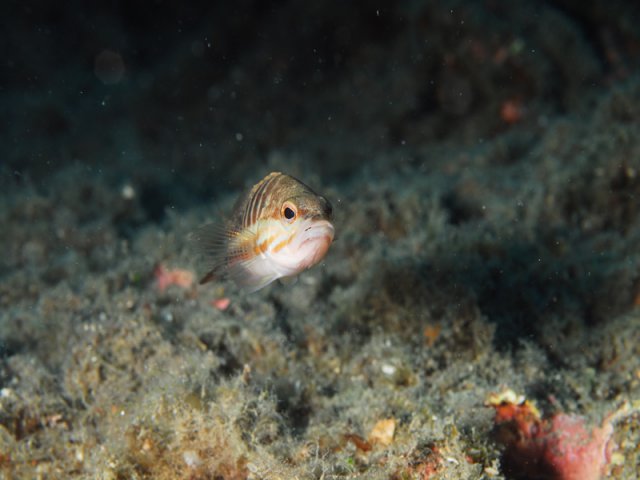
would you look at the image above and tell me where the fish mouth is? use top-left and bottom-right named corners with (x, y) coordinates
top-left (297, 220), bottom-right (334, 268)
top-left (301, 220), bottom-right (335, 243)
top-left (274, 219), bottom-right (334, 272)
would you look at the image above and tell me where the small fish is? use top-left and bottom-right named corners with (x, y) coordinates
top-left (196, 172), bottom-right (334, 292)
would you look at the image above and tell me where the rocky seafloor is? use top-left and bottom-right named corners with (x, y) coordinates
top-left (1, 1), bottom-right (640, 479)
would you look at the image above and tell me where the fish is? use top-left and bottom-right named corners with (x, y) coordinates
top-left (195, 172), bottom-right (334, 292)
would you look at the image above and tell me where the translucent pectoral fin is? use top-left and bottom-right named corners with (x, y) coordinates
top-left (227, 255), bottom-right (282, 292)
top-left (193, 221), bottom-right (255, 285)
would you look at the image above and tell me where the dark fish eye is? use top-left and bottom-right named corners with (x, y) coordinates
top-left (282, 202), bottom-right (298, 221)
top-left (284, 207), bottom-right (295, 219)
top-left (281, 200), bottom-right (299, 222)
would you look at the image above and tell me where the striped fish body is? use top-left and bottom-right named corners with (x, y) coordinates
top-left (197, 172), bottom-right (334, 292)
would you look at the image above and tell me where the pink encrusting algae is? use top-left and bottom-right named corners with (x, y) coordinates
top-left (487, 390), bottom-right (637, 480)
top-left (154, 264), bottom-right (195, 292)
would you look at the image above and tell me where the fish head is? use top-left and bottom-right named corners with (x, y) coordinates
top-left (268, 188), bottom-right (335, 272)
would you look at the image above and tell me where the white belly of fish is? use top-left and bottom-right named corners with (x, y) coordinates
top-left (231, 220), bottom-right (334, 292)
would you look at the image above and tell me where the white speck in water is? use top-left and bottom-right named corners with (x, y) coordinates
top-left (235, 132), bottom-right (243, 141)
top-left (121, 184), bottom-right (135, 199)
top-left (381, 364), bottom-right (396, 376)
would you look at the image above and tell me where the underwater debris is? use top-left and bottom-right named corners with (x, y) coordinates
top-left (344, 432), bottom-right (372, 453)
top-left (500, 98), bottom-right (525, 125)
top-left (486, 389), bottom-right (637, 480)
top-left (423, 324), bottom-right (442, 348)
top-left (368, 418), bottom-right (396, 447)
top-left (391, 443), bottom-right (446, 480)
top-left (154, 264), bottom-right (195, 292)
top-left (210, 297), bottom-right (231, 311)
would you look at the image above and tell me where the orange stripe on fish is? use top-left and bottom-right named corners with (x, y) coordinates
top-left (272, 236), bottom-right (292, 253)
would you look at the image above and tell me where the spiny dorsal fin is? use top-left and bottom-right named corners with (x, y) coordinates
top-left (241, 172), bottom-right (282, 229)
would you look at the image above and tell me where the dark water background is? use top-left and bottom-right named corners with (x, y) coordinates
top-left (1, 1), bottom-right (640, 478)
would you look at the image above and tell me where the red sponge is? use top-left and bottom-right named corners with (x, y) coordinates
top-left (486, 390), bottom-right (622, 480)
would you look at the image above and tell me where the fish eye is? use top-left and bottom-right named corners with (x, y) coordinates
top-left (284, 207), bottom-right (295, 219)
top-left (282, 202), bottom-right (297, 222)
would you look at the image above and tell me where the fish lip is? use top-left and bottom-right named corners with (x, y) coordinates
top-left (302, 220), bottom-right (334, 239)
top-left (297, 220), bottom-right (334, 267)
